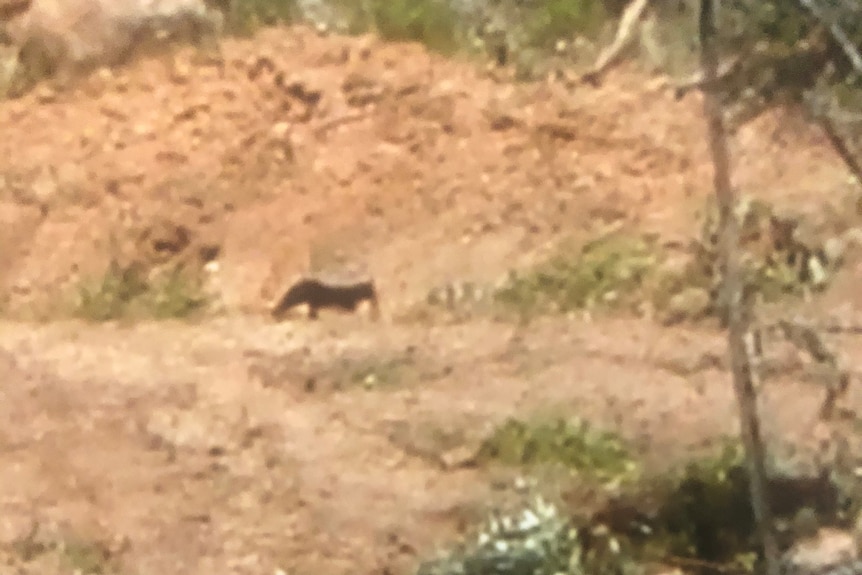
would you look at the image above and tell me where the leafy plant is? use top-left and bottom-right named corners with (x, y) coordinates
top-left (368, 0), bottom-right (465, 56)
top-left (522, 0), bottom-right (609, 49)
top-left (75, 261), bottom-right (150, 322)
top-left (495, 233), bottom-right (660, 318)
top-left (477, 415), bottom-right (638, 485)
top-left (73, 260), bottom-right (208, 321)
top-left (416, 495), bottom-right (635, 575)
top-left (224, 0), bottom-right (299, 36)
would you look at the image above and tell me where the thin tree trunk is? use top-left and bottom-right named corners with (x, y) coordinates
top-left (697, 2), bottom-right (781, 575)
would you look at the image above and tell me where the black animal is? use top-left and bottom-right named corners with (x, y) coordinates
top-left (271, 277), bottom-right (380, 320)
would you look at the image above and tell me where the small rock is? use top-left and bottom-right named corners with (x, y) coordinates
top-left (655, 253), bottom-right (691, 280)
top-left (807, 255), bottom-right (828, 288)
top-left (34, 84), bottom-right (56, 103)
top-left (440, 444), bottom-right (478, 470)
top-left (782, 528), bottom-right (857, 574)
top-left (270, 121), bottom-right (290, 139)
top-left (170, 57), bottom-right (192, 83)
top-left (661, 287), bottom-right (711, 326)
top-left (824, 236), bottom-right (846, 267)
top-left (843, 227), bottom-right (862, 251)
top-left (133, 122), bottom-right (154, 137)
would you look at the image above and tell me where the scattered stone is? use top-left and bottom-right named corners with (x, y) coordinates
top-left (661, 287), bottom-right (711, 326)
top-left (781, 528), bottom-right (858, 575)
top-left (824, 236), bottom-right (846, 267)
top-left (439, 444), bottom-right (478, 470)
top-left (34, 84), bottom-right (56, 103)
top-left (342, 72), bottom-right (385, 107)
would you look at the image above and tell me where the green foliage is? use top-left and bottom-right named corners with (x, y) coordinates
top-left (225, 0), bottom-right (464, 54)
top-left (416, 495), bottom-right (641, 575)
top-left (648, 440), bottom-right (757, 563)
top-left (9, 525), bottom-right (119, 575)
top-left (709, 1), bottom-right (862, 119)
top-left (420, 436), bottom-right (851, 575)
top-left (146, 265), bottom-right (210, 319)
top-left (476, 416), bottom-right (638, 485)
top-left (522, 0), bottom-right (608, 48)
top-left (575, 440), bottom-right (763, 573)
top-left (74, 261), bottom-right (208, 322)
top-left (59, 538), bottom-right (115, 575)
top-left (74, 261), bottom-right (149, 322)
top-left (416, 496), bottom-right (583, 575)
top-left (417, 441), bottom-right (758, 575)
top-left (494, 233), bottom-right (661, 318)
top-left (721, 1), bottom-right (814, 51)
top-left (224, 0), bottom-right (299, 36)
top-left (367, 0), bottom-right (465, 56)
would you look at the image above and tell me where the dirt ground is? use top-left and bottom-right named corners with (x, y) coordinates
top-left (1, 23), bottom-right (862, 575)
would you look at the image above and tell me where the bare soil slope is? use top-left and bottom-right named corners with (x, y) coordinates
top-left (1, 23), bottom-right (861, 575)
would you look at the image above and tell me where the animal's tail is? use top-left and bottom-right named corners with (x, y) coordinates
top-left (368, 283), bottom-right (381, 320)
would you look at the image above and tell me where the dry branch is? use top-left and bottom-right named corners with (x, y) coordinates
top-left (580, 0), bottom-right (651, 85)
top-left (698, 2), bottom-right (780, 575)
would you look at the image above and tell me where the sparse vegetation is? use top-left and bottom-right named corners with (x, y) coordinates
top-left (73, 260), bottom-right (208, 322)
top-left (492, 195), bottom-right (857, 326)
top-left (224, 0), bottom-right (299, 36)
top-left (476, 415), bottom-right (639, 486)
top-left (7, 524), bottom-right (120, 575)
top-left (346, 351), bottom-right (418, 389)
top-left (367, 0), bottom-right (465, 56)
top-left (640, 440), bottom-right (757, 564)
top-left (420, 437), bottom-right (853, 575)
top-left (520, 0), bottom-right (609, 49)
top-left (416, 494), bottom-right (640, 575)
top-left (59, 537), bottom-right (116, 575)
top-left (3, 1), bottom-right (862, 574)
top-left (494, 232), bottom-right (663, 319)
top-left (227, 0), bottom-right (465, 54)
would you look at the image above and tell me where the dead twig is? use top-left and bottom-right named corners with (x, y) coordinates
top-left (580, 0), bottom-right (651, 85)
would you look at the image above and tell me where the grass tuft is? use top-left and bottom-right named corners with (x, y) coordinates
top-left (494, 233), bottom-right (660, 319)
top-left (73, 260), bottom-right (208, 322)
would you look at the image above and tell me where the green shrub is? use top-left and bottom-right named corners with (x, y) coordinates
top-left (476, 415), bottom-right (638, 485)
top-left (416, 496), bottom-right (601, 575)
top-left (73, 261), bottom-right (208, 322)
top-left (145, 265), bottom-right (210, 320)
top-left (368, 0), bottom-right (465, 56)
top-left (74, 261), bottom-right (150, 322)
top-left (495, 233), bottom-right (660, 319)
top-left (225, 0), bottom-right (464, 54)
top-left (225, 0), bottom-right (299, 36)
top-left (522, 0), bottom-right (608, 48)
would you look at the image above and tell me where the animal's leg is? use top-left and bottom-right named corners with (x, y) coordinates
top-left (369, 294), bottom-right (381, 321)
top-left (308, 305), bottom-right (319, 320)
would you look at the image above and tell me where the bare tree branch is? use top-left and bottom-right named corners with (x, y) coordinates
top-left (698, 2), bottom-right (781, 574)
top-left (580, 0), bottom-right (651, 85)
